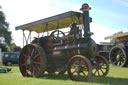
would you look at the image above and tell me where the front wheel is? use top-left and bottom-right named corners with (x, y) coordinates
top-left (92, 56), bottom-right (109, 77)
top-left (67, 55), bottom-right (92, 81)
top-left (109, 46), bottom-right (128, 67)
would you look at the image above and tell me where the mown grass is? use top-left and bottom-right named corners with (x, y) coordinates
top-left (0, 65), bottom-right (128, 85)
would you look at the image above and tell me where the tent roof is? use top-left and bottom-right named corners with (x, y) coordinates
top-left (15, 11), bottom-right (83, 33)
top-left (105, 32), bottom-right (128, 40)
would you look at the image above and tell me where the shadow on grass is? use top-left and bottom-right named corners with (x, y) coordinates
top-left (39, 74), bottom-right (128, 85)
top-left (88, 76), bottom-right (128, 85)
top-left (39, 74), bottom-right (69, 80)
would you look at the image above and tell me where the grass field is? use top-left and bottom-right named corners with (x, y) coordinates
top-left (0, 65), bottom-right (128, 85)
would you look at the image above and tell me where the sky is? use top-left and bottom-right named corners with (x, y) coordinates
top-left (0, 0), bottom-right (128, 47)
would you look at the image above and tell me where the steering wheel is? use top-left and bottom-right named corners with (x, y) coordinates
top-left (50, 30), bottom-right (65, 41)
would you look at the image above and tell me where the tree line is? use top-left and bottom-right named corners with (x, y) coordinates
top-left (0, 6), bottom-right (21, 52)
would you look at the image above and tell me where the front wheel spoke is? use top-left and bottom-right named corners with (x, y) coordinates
top-left (82, 71), bottom-right (86, 76)
top-left (71, 65), bottom-right (76, 69)
top-left (77, 72), bottom-right (83, 81)
top-left (72, 70), bottom-right (76, 74)
top-left (111, 52), bottom-right (117, 56)
top-left (78, 72), bottom-right (83, 81)
top-left (100, 68), bottom-right (104, 74)
top-left (118, 50), bottom-right (122, 54)
top-left (101, 66), bottom-right (106, 69)
top-left (120, 61), bottom-right (124, 64)
top-left (93, 70), bottom-right (97, 75)
top-left (82, 65), bottom-right (88, 71)
top-left (119, 59), bottom-right (124, 62)
top-left (117, 61), bottom-right (120, 66)
top-left (121, 57), bottom-right (125, 60)
top-left (113, 60), bottom-right (118, 64)
top-left (97, 70), bottom-right (100, 76)
top-left (120, 53), bottom-right (124, 57)
top-left (100, 63), bottom-right (105, 66)
top-left (101, 64), bottom-right (107, 67)
top-left (78, 58), bottom-right (82, 65)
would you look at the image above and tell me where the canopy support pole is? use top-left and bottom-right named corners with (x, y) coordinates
top-left (22, 30), bottom-right (32, 46)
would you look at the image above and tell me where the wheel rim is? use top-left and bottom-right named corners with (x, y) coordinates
top-left (110, 46), bottom-right (126, 67)
top-left (67, 55), bottom-right (92, 81)
top-left (92, 56), bottom-right (109, 77)
top-left (19, 44), bottom-right (42, 77)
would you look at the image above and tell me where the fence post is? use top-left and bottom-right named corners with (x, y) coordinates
top-left (0, 48), bottom-right (3, 66)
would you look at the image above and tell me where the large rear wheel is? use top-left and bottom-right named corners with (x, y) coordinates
top-left (19, 44), bottom-right (47, 77)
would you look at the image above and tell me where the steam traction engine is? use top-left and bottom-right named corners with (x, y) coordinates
top-left (105, 32), bottom-right (128, 67)
top-left (16, 3), bottom-right (109, 81)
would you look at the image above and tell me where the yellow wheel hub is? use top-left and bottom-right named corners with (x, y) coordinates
top-left (116, 55), bottom-right (120, 61)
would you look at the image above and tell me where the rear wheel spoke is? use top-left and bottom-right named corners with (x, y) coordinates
top-left (33, 61), bottom-right (40, 65)
top-left (22, 53), bottom-right (28, 58)
top-left (33, 54), bottom-right (39, 60)
top-left (31, 49), bottom-right (35, 56)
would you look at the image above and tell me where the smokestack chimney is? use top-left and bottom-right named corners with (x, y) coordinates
top-left (80, 3), bottom-right (91, 38)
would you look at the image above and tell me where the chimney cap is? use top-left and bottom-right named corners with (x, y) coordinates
top-left (80, 3), bottom-right (91, 11)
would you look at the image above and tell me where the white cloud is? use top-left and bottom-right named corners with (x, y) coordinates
top-left (112, 0), bottom-right (128, 8)
top-left (91, 23), bottom-right (127, 44)
top-left (0, 0), bottom-right (83, 47)
top-left (0, 0), bottom-right (64, 47)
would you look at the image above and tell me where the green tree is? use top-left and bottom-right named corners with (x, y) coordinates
top-left (0, 7), bottom-right (12, 45)
top-left (0, 43), bottom-right (8, 52)
top-left (110, 31), bottom-right (123, 43)
top-left (10, 43), bottom-right (21, 52)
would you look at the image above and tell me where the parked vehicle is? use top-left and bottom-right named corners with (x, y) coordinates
top-left (98, 42), bottom-right (113, 60)
top-left (105, 32), bottom-right (128, 67)
top-left (16, 3), bottom-right (109, 81)
top-left (3, 52), bottom-right (20, 66)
